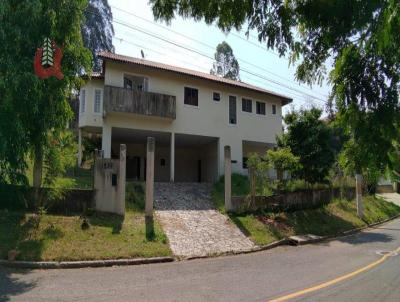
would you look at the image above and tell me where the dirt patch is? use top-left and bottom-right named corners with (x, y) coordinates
top-left (257, 215), bottom-right (291, 232)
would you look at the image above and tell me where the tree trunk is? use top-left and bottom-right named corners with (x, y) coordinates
top-left (249, 167), bottom-right (256, 208)
top-left (355, 173), bottom-right (363, 218)
top-left (276, 169), bottom-right (283, 193)
top-left (33, 146), bottom-right (43, 206)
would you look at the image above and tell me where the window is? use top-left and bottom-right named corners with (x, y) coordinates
top-left (256, 101), bottom-right (266, 115)
top-left (124, 75), bottom-right (148, 91)
top-left (160, 158), bottom-right (166, 166)
top-left (124, 77), bottom-right (133, 90)
top-left (184, 87), bottom-right (198, 106)
top-left (242, 98), bottom-right (252, 113)
top-left (94, 89), bottom-right (102, 113)
top-left (229, 96), bottom-right (237, 124)
top-left (80, 90), bottom-right (86, 113)
top-left (213, 92), bottom-right (221, 101)
top-left (272, 104), bottom-right (277, 115)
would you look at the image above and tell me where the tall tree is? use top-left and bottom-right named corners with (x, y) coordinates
top-left (277, 108), bottom-right (334, 185)
top-left (0, 0), bottom-right (92, 186)
top-left (210, 41), bottom-right (240, 80)
top-left (82, 0), bottom-right (114, 71)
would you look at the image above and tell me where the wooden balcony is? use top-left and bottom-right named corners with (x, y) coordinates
top-left (103, 85), bottom-right (176, 119)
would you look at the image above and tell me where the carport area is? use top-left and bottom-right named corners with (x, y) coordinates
top-left (175, 133), bottom-right (219, 183)
top-left (111, 127), bottom-right (219, 183)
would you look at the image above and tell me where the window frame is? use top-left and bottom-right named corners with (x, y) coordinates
top-left (256, 101), bottom-right (266, 116)
top-left (228, 95), bottom-right (238, 125)
top-left (184, 86), bottom-right (199, 107)
top-left (122, 72), bottom-right (150, 92)
top-left (212, 91), bottom-right (221, 102)
top-left (272, 104), bottom-right (277, 115)
top-left (241, 97), bottom-right (253, 113)
top-left (93, 89), bottom-right (102, 114)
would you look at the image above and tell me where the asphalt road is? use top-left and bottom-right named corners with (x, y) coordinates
top-left (1, 218), bottom-right (400, 302)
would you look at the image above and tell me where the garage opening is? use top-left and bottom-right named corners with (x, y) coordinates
top-left (175, 133), bottom-right (218, 183)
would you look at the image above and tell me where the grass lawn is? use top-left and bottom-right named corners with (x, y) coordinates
top-left (230, 196), bottom-right (400, 246)
top-left (0, 210), bottom-right (171, 261)
top-left (212, 176), bottom-right (400, 246)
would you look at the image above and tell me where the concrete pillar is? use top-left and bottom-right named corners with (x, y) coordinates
top-left (146, 137), bottom-right (155, 217)
top-left (224, 145), bottom-right (232, 212)
top-left (170, 132), bottom-right (175, 182)
top-left (78, 128), bottom-right (82, 167)
top-left (356, 174), bottom-right (363, 218)
top-left (102, 124), bottom-right (112, 158)
top-left (117, 144), bottom-right (126, 216)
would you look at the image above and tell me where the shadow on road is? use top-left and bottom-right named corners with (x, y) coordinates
top-left (0, 268), bottom-right (36, 301)
top-left (337, 231), bottom-right (394, 245)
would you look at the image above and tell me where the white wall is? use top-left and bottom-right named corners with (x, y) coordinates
top-left (81, 61), bottom-right (287, 176)
top-left (78, 79), bottom-right (104, 129)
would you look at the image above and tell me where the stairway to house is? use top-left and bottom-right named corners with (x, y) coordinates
top-left (154, 182), bottom-right (255, 257)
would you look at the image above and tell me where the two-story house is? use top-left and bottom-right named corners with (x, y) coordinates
top-left (78, 52), bottom-right (292, 183)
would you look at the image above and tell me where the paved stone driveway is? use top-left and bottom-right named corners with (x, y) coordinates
top-left (154, 183), bottom-right (255, 257)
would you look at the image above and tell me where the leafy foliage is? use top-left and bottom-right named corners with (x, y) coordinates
top-left (42, 130), bottom-right (77, 186)
top-left (278, 108), bottom-right (334, 184)
top-left (82, 0), bottom-right (114, 71)
top-left (0, 0), bottom-right (92, 185)
top-left (150, 1), bottom-right (400, 174)
top-left (265, 147), bottom-right (300, 177)
top-left (210, 41), bottom-right (240, 80)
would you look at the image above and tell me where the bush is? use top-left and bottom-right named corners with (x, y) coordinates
top-left (126, 182), bottom-right (145, 211)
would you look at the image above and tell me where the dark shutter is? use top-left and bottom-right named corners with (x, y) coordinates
top-left (184, 87), bottom-right (198, 106)
top-left (256, 101), bottom-right (266, 115)
top-left (242, 98), bottom-right (252, 112)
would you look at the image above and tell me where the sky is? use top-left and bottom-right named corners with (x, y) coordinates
top-left (108, 0), bottom-right (332, 113)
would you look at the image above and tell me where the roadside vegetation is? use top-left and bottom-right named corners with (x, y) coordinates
top-left (212, 176), bottom-right (400, 246)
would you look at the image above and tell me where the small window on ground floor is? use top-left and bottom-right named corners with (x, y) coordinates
top-left (256, 101), bottom-right (266, 115)
top-left (184, 87), bottom-right (199, 106)
top-left (213, 92), bottom-right (221, 101)
top-left (160, 158), bottom-right (166, 166)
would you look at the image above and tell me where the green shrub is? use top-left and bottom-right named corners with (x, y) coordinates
top-left (126, 182), bottom-right (145, 212)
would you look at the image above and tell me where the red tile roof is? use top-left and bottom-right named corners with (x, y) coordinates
top-left (98, 52), bottom-right (292, 106)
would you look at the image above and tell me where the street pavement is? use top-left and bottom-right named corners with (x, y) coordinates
top-left (1, 216), bottom-right (400, 302)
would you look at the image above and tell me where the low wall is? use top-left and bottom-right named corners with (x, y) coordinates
top-left (0, 184), bottom-right (94, 214)
top-left (231, 187), bottom-right (356, 213)
top-left (376, 184), bottom-right (395, 194)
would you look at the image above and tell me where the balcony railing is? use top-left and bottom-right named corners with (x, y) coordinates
top-left (103, 85), bottom-right (176, 119)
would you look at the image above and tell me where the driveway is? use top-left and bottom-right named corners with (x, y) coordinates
top-left (154, 182), bottom-right (255, 257)
top-left (2, 218), bottom-right (400, 301)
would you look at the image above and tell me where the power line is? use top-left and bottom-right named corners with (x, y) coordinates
top-left (114, 35), bottom-right (319, 102)
top-left (109, 5), bottom-right (329, 100)
top-left (85, 7), bottom-right (328, 103)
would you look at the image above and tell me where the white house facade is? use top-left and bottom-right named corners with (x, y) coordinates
top-left (78, 52), bottom-right (292, 183)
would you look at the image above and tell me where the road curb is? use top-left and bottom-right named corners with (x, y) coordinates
top-left (185, 238), bottom-right (290, 261)
top-left (0, 256), bottom-right (175, 269)
top-left (2, 214), bottom-right (400, 269)
top-left (288, 213), bottom-right (400, 246)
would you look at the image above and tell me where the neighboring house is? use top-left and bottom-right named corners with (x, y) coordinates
top-left (78, 52), bottom-right (292, 182)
